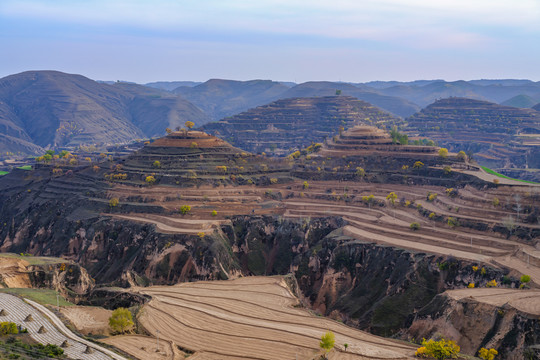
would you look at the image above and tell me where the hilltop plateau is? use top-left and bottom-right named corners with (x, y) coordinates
top-left (405, 97), bottom-right (540, 169)
top-left (0, 71), bottom-right (209, 156)
top-left (0, 125), bottom-right (539, 358)
top-left (202, 96), bottom-right (401, 154)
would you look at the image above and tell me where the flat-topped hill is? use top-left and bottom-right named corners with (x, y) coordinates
top-left (114, 130), bottom-right (291, 186)
top-left (405, 97), bottom-right (540, 168)
top-left (202, 96), bottom-right (401, 154)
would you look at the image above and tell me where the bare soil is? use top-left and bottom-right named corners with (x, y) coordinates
top-left (61, 306), bottom-right (112, 335)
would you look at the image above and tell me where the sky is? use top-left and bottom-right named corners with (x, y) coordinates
top-left (1, 0), bottom-right (540, 83)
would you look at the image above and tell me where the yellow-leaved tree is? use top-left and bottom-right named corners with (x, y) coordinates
top-left (109, 308), bottom-right (134, 334)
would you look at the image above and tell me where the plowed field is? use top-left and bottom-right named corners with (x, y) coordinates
top-left (137, 276), bottom-right (415, 360)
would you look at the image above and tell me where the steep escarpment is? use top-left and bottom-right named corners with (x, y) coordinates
top-left (202, 96), bottom-right (401, 154)
top-left (405, 288), bottom-right (540, 358)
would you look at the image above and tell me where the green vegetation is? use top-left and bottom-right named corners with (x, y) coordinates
top-left (145, 175), bottom-right (156, 185)
top-left (17, 165), bottom-right (32, 171)
top-left (319, 331), bottom-right (335, 357)
top-left (0, 288), bottom-right (72, 307)
top-left (185, 121), bottom-right (195, 130)
top-left (0, 171), bottom-right (8, 176)
top-left (478, 348), bottom-right (498, 360)
top-left (390, 126), bottom-right (408, 145)
top-left (211, 210), bottom-right (217, 217)
top-left (481, 166), bottom-right (539, 184)
top-left (109, 307), bottom-right (134, 334)
top-left (0, 253), bottom-right (66, 266)
top-left (180, 205), bottom-right (191, 215)
top-left (438, 148), bottom-right (449, 158)
top-left (415, 338), bottom-right (460, 359)
top-left (0, 322), bottom-right (18, 335)
top-left (386, 192), bottom-right (397, 205)
top-left (410, 222), bottom-right (421, 231)
top-left (0, 338), bottom-right (65, 358)
top-left (520, 275), bottom-right (531, 284)
top-left (152, 160), bottom-right (161, 168)
top-left (109, 198), bottom-right (119, 207)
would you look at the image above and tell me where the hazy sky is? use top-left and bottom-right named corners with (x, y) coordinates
top-left (1, 0), bottom-right (539, 83)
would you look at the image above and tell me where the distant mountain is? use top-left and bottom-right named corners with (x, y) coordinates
top-left (0, 71), bottom-right (209, 156)
top-left (145, 81), bottom-right (201, 91)
top-left (370, 80), bottom-right (540, 107)
top-left (500, 94), bottom-right (539, 108)
top-left (202, 96), bottom-right (401, 154)
top-left (173, 79), bottom-right (291, 121)
top-left (534, 103), bottom-right (540, 111)
top-left (281, 81), bottom-right (420, 117)
top-left (405, 97), bottom-right (540, 168)
top-left (363, 80), bottom-right (443, 89)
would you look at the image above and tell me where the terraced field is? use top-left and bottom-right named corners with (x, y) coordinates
top-left (0, 293), bottom-right (117, 360)
top-left (137, 276), bottom-right (416, 359)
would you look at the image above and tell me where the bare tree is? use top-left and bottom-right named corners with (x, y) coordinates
top-left (502, 215), bottom-right (517, 237)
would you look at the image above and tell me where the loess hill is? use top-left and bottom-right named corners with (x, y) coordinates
top-left (0, 126), bottom-right (539, 358)
top-left (405, 97), bottom-right (540, 169)
top-left (0, 71), bottom-right (209, 156)
top-left (202, 96), bottom-right (401, 154)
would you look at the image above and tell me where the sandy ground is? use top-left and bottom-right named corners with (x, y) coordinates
top-left (102, 335), bottom-right (182, 360)
top-left (136, 276), bottom-right (416, 360)
top-left (0, 257), bottom-right (32, 288)
top-left (445, 288), bottom-right (540, 316)
top-left (61, 306), bottom-right (112, 335)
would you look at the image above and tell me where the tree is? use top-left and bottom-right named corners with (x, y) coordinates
top-left (520, 275), bottom-right (531, 284)
top-left (386, 192), bottom-right (397, 205)
top-left (165, 128), bottom-right (172, 134)
top-left (303, 181), bottom-right (309, 189)
top-left (355, 167), bottom-right (365, 178)
top-left (145, 175), bottom-right (156, 185)
top-left (109, 198), bottom-right (119, 207)
top-left (0, 322), bottom-right (18, 335)
top-left (457, 151), bottom-right (467, 161)
top-left (416, 338), bottom-right (460, 359)
top-left (180, 205), bottom-right (191, 215)
top-left (478, 348), bottom-right (498, 360)
top-left (153, 160), bottom-right (161, 168)
top-left (410, 222), bottom-right (420, 231)
top-left (502, 215), bottom-right (516, 236)
top-left (211, 210), bottom-right (217, 217)
top-left (413, 161), bottom-right (424, 169)
top-left (438, 148), bottom-right (449, 158)
top-left (109, 308), bottom-right (134, 334)
top-left (185, 121), bottom-right (195, 130)
top-left (319, 331), bottom-right (335, 358)
top-left (335, 89), bottom-right (342, 95)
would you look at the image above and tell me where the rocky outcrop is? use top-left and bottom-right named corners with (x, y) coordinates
top-left (405, 290), bottom-right (540, 359)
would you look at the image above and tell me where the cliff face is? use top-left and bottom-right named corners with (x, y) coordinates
top-left (405, 291), bottom-right (540, 359)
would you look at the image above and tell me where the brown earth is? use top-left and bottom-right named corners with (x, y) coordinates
top-left (0, 257), bottom-right (31, 288)
top-left (60, 305), bottom-right (112, 335)
top-left (135, 276), bottom-right (416, 360)
top-left (101, 335), bottom-right (182, 360)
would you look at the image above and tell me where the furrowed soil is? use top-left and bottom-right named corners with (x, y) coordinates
top-left (136, 276), bottom-right (416, 360)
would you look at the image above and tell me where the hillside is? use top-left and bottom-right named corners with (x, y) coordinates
top-left (282, 81), bottom-right (421, 117)
top-left (371, 80), bottom-right (540, 107)
top-left (0, 127), bottom-right (539, 358)
top-left (0, 71), bottom-right (209, 156)
top-left (173, 79), bottom-right (290, 121)
top-left (501, 94), bottom-right (539, 108)
top-left (405, 97), bottom-right (540, 168)
top-left (202, 96), bottom-right (401, 154)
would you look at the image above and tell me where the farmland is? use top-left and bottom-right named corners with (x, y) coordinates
top-left (137, 276), bottom-right (416, 359)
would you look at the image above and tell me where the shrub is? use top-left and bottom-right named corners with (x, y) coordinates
top-left (386, 192), bottom-right (397, 205)
top-left (427, 193), bottom-right (437, 202)
top-left (303, 181), bottom-right (309, 189)
top-left (270, 178), bottom-right (278, 184)
top-left (211, 210), bottom-right (217, 217)
top-left (443, 165), bottom-right (452, 175)
top-left (472, 265), bottom-right (479, 272)
top-left (520, 275), bottom-right (531, 284)
top-left (416, 338), bottom-right (460, 359)
top-left (468, 283), bottom-right (475, 288)
top-left (197, 232), bottom-right (205, 239)
top-left (486, 279), bottom-right (498, 287)
top-left (0, 322), bottom-right (18, 335)
top-left (492, 197), bottom-right (500, 206)
top-left (109, 198), bottom-right (119, 207)
top-left (180, 205), bottom-right (191, 215)
top-left (190, 142), bottom-right (198, 148)
top-left (413, 161), bottom-right (424, 169)
top-left (478, 348), bottom-right (498, 360)
top-left (402, 165), bottom-right (409, 170)
top-left (109, 308), bottom-right (134, 334)
top-left (429, 212), bottom-right (436, 219)
top-left (216, 166), bottom-right (227, 173)
top-left (153, 160), bottom-right (161, 168)
top-left (145, 175), bottom-right (156, 185)
top-left (410, 222), bottom-right (421, 231)
top-left (457, 151), bottom-right (467, 161)
top-left (480, 267), bottom-right (487, 276)
top-left (447, 217), bottom-right (458, 228)
top-left (438, 148), bottom-right (449, 158)
top-left (445, 188), bottom-right (457, 197)
top-left (355, 167), bottom-right (365, 177)
top-left (319, 331), bottom-right (335, 355)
